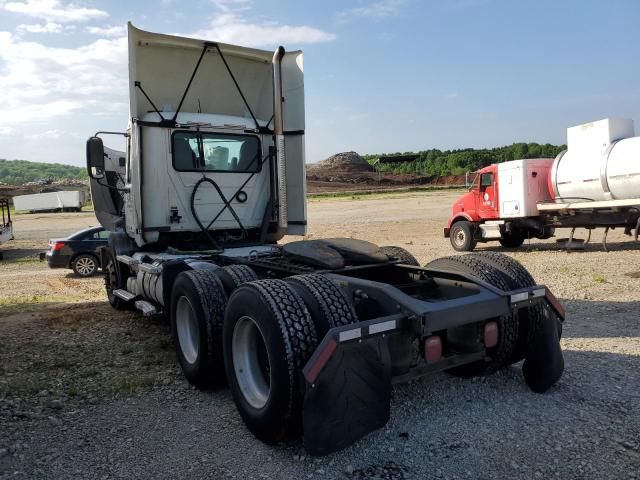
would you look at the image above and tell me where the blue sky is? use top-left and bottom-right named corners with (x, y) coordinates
top-left (0, 0), bottom-right (638, 166)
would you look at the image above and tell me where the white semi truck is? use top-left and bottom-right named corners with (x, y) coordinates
top-left (445, 118), bottom-right (640, 251)
top-left (87, 24), bottom-right (565, 454)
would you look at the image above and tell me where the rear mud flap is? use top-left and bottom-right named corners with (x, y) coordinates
top-left (302, 337), bottom-right (391, 456)
top-left (523, 311), bottom-right (564, 393)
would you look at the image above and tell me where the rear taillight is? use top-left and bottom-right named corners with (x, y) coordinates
top-left (424, 336), bottom-right (442, 364)
top-left (484, 321), bottom-right (499, 348)
top-left (50, 242), bottom-right (65, 251)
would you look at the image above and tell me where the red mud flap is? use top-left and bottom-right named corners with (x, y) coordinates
top-left (301, 335), bottom-right (392, 456)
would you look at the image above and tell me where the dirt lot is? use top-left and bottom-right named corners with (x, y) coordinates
top-left (1, 191), bottom-right (639, 479)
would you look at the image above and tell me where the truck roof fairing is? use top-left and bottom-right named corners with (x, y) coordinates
top-left (128, 22), bottom-right (302, 125)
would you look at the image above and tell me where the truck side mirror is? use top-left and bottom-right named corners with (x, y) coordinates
top-left (86, 136), bottom-right (105, 179)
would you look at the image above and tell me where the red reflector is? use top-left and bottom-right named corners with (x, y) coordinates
top-left (50, 242), bottom-right (65, 251)
top-left (424, 336), bottom-right (442, 364)
top-left (484, 321), bottom-right (499, 348)
top-left (304, 339), bottom-right (337, 384)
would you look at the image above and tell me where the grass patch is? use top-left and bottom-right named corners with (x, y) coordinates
top-left (114, 375), bottom-right (156, 394)
top-left (308, 185), bottom-right (465, 200)
top-left (5, 376), bottom-right (47, 396)
top-left (593, 274), bottom-right (609, 284)
top-left (120, 344), bottom-right (135, 355)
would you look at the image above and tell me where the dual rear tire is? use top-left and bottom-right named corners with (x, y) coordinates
top-left (170, 267), bottom-right (357, 444)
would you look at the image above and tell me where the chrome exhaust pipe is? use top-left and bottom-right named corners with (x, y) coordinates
top-left (272, 46), bottom-right (288, 232)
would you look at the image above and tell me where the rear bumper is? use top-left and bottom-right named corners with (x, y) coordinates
top-left (45, 253), bottom-right (69, 269)
top-left (301, 277), bottom-right (565, 456)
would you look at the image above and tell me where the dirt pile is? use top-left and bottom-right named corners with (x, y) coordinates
top-left (307, 151), bottom-right (374, 175)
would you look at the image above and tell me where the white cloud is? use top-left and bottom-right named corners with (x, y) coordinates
top-left (2, 0), bottom-right (108, 23)
top-left (86, 25), bottom-right (126, 37)
top-left (446, 92), bottom-right (459, 99)
top-left (192, 12), bottom-right (336, 47)
top-left (16, 21), bottom-right (70, 33)
top-left (211, 0), bottom-right (251, 13)
top-left (0, 31), bottom-right (128, 124)
top-left (337, 0), bottom-right (406, 20)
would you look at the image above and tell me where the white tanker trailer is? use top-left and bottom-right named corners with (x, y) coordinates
top-left (445, 118), bottom-right (640, 251)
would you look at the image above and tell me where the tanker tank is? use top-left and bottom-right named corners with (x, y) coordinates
top-left (549, 118), bottom-right (640, 202)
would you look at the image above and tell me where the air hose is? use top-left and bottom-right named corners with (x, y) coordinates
top-left (190, 176), bottom-right (247, 251)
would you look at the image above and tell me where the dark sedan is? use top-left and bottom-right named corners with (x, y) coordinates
top-left (44, 226), bottom-right (110, 277)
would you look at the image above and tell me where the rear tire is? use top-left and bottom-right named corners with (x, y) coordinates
top-left (224, 279), bottom-right (318, 444)
top-left (286, 273), bottom-right (358, 336)
top-left (470, 252), bottom-right (562, 349)
top-left (379, 246), bottom-right (419, 266)
top-left (215, 264), bottom-right (258, 295)
top-left (449, 221), bottom-right (477, 252)
top-left (72, 253), bottom-right (98, 277)
top-left (170, 270), bottom-right (227, 388)
top-left (426, 254), bottom-right (519, 375)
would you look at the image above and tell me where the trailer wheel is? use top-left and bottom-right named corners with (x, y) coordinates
top-left (380, 246), bottom-right (419, 266)
top-left (216, 264), bottom-right (259, 295)
top-left (287, 273), bottom-right (358, 336)
top-left (426, 255), bottom-right (519, 375)
top-left (170, 270), bottom-right (227, 388)
top-left (449, 221), bottom-right (477, 252)
top-left (499, 231), bottom-right (525, 248)
top-left (224, 279), bottom-right (318, 444)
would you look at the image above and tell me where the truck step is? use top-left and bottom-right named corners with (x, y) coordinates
top-left (479, 223), bottom-right (502, 239)
top-left (134, 300), bottom-right (158, 317)
top-left (113, 289), bottom-right (136, 301)
top-left (138, 263), bottom-right (162, 275)
top-left (116, 254), bottom-right (139, 266)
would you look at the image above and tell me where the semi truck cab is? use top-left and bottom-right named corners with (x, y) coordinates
top-left (445, 159), bottom-right (555, 251)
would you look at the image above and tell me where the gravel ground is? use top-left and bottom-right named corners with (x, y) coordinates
top-left (1, 192), bottom-right (640, 479)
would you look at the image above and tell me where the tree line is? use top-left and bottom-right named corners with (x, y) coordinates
top-left (0, 159), bottom-right (88, 185)
top-left (363, 142), bottom-right (566, 176)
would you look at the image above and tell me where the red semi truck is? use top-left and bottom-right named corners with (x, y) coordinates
top-left (445, 118), bottom-right (640, 251)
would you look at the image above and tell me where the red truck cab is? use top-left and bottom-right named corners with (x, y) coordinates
top-left (444, 165), bottom-right (500, 250)
top-left (444, 159), bottom-right (555, 252)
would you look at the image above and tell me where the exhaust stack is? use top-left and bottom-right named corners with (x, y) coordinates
top-left (272, 46), bottom-right (288, 232)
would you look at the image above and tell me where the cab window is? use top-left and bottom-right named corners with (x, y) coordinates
top-left (172, 131), bottom-right (261, 173)
top-left (480, 173), bottom-right (494, 190)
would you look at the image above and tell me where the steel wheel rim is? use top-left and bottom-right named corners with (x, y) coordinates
top-left (176, 296), bottom-right (200, 365)
top-left (76, 257), bottom-right (95, 275)
top-left (232, 315), bottom-right (271, 409)
top-left (453, 227), bottom-right (466, 247)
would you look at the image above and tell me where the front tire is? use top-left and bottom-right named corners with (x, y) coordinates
top-left (170, 270), bottom-right (227, 388)
top-left (72, 253), bottom-right (98, 277)
top-left (224, 280), bottom-right (318, 444)
top-left (104, 256), bottom-right (128, 310)
top-left (449, 221), bottom-right (477, 252)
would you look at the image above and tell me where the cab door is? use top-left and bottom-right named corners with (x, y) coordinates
top-left (477, 172), bottom-right (499, 219)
